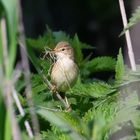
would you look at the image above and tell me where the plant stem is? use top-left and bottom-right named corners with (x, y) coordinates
top-left (12, 88), bottom-right (34, 138)
top-left (118, 0), bottom-right (136, 71)
top-left (18, 1), bottom-right (40, 139)
top-left (1, 18), bottom-right (9, 76)
top-left (1, 17), bottom-right (21, 140)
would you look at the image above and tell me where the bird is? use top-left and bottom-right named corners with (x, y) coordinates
top-left (50, 41), bottom-right (78, 110)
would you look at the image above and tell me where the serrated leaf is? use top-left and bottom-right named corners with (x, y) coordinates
top-left (82, 94), bottom-right (118, 140)
top-left (84, 56), bottom-right (116, 74)
top-left (37, 108), bottom-right (85, 140)
top-left (27, 38), bottom-right (47, 50)
top-left (68, 82), bottom-right (116, 98)
top-left (115, 48), bottom-right (124, 82)
top-left (71, 34), bottom-right (83, 65)
top-left (120, 6), bottom-right (140, 36)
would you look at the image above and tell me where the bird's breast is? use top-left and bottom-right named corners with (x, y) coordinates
top-left (51, 57), bottom-right (78, 92)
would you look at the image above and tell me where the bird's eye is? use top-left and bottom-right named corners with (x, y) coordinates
top-left (61, 48), bottom-right (65, 51)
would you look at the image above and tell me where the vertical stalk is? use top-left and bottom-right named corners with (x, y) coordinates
top-left (18, 1), bottom-right (40, 139)
top-left (1, 17), bottom-right (21, 140)
top-left (118, 0), bottom-right (136, 71)
top-left (1, 18), bottom-right (9, 76)
top-left (12, 89), bottom-right (34, 138)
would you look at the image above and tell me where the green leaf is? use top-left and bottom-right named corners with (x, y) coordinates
top-left (27, 38), bottom-right (48, 50)
top-left (4, 112), bottom-right (12, 140)
top-left (71, 34), bottom-right (83, 65)
top-left (68, 82), bottom-right (116, 98)
top-left (82, 93), bottom-right (118, 140)
top-left (0, 21), bottom-right (3, 65)
top-left (110, 87), bottom-right (140, 139)
top-left (120, 6), bottom-right (140, 36)
top-left (0, 0), bottom-right (18, 78)
top-left (115, 48), bottom-right (124, 82)
top-left (27, 29), bottom-right (69, 50)
top-left (37, 108), bottom-right (85, 140)
top-left (84, 56), bottom-right (116, 74)
top-left (0, 91), bottom-right (6, 140)
top-left (53, 31), bottom-right (70, 43)
top-left (26, 46), bottom-right (42, 74)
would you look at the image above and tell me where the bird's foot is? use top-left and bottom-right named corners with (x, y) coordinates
top-left (51, 85), bottom-right (57, 93)
top-left (65, 105), bottom-right (72, 112)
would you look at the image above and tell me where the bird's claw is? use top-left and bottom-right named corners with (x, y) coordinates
top-left (51, 85), bottom-right (57, 93)
top-left (65, 106), bottom-right (72, 112)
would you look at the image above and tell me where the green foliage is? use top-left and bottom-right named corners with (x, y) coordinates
top-left (83, 56), bottom-right (116, 77)
top-left (71, 34), bottom-right (83, 65)
top-left (115, 48), bottom-right (124, 82)
top-left (1, 1), bottom-right (140, 138)
top-left (37, 108), bottom-right (85, 140)
top-left (25, 29), bottom-right (140, 140)
top-left (4, 112), bottom-right (12, 140)
top-left (121, 6), bottom-right (140, 35)
top-left (68, 82), bottom-right (116, 98)
top-left (0, 91), bottom-right (6, 140)
top-left (0, 0), bottom-right (18, 139)
top-left (27, 28), bottom-right (93, 67)
top-left (0, 0), bottom-right (18, 78)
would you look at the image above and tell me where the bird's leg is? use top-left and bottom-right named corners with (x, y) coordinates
top-left (50, 84), bottom-right (57, 93)
top-left (64, 96), bottom-right (72, 112)
top-left (59, 92), bottom-right (72, 112)
top-left (55, 93), bottom-right (70, 110)
top-left (50, 85), bottom-right (71, 110)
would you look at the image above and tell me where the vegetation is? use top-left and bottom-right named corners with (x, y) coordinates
top-left (1, 0), bottom-right (140, 140)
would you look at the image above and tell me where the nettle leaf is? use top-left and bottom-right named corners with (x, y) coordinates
top-left (68, 82), bottom-right (116, 98)
top-left (47, 112), bottom-right (87, 140)
top-left (37, 108), bottom-right (85, 140)
top-left (27, 29), bottom-right (94, 71)
top-left (115, 48), bottom-right (125, 82)
top-left (84, 56), bottom-right (116, 74)
top-left (82, 94), bottom-right (118, 140)
top-left (120, 6), bottom-right (140, 36)
top-left (110, 88), bottom-right (140, 139)
top-left (27, 29), bottom-right (69, 50)
top-left (71, 34), bottom-right (84, 65)
top-left (27, 37), bottom-right (48, 50)
top-left (41, 130), bottom-right (71, 140)
top-left (53, 31), bottom-right (70, 43)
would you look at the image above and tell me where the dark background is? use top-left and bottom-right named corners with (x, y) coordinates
top-left (21, 0), bottom-right (132, 58)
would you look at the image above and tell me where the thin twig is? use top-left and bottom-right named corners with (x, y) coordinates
top-left (1, 17), bottom-right (21, 140)
top-left (42, 74), bottom-right (70, 109)
top-left (118, 0), bottom-right (136, 71)
top-left (12, 88), bottom-right (34, 138)
top-left (18, 1), bottom-right (40, 139)
top-left (12, 69), bottom-right (33, 137)
top-left (4, 81), bottom-right (22, 140)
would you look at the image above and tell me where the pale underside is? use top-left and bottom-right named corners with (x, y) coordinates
top-left (51, 57), bottom-right (78, 92)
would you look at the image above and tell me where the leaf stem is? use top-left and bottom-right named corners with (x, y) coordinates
top-left (18, 1), bottom-right (40, 139)
top-left (1, 17), bottom-right (21, 140)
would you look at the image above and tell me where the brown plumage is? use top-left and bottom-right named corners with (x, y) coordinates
top-left (50, 41), bottom-right (78, 93)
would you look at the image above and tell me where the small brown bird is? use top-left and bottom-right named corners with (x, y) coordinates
top-left (50, 41), bottom-right (78, 108)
